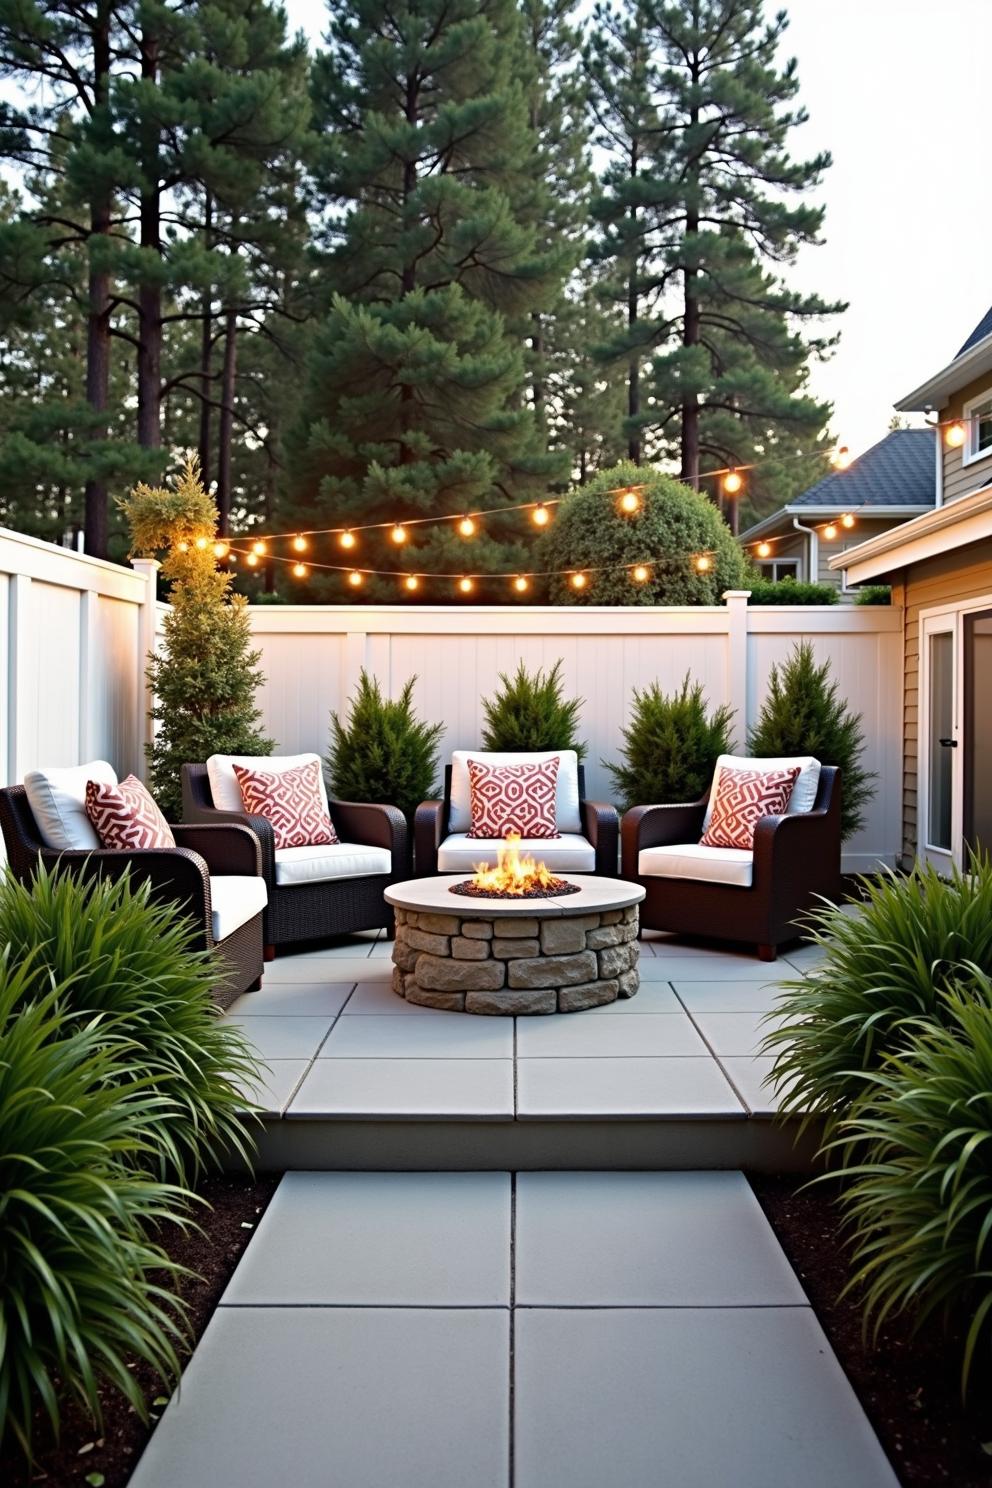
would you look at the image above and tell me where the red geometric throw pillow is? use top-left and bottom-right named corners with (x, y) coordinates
top-left (466, 757), bottom-right (561, 839)
top-left (85, 774), bottom-right (176, 850)
top-left (700, 765), bottom-right (801, 851)
top-left (233, 759), bottom-right (338, 850)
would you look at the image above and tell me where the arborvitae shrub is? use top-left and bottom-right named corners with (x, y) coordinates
top-left (748, 639), bottom-right (874, 839)
top-left (328, 670), bottom-right (444, 824)
top-left (480, 659), bottom-right (586, 759)
top-left (604, 676), bottom-right (734, 812)
top-left (746, 578), bottom-right (838, 605)
top-left (854, 584), bottom-right (891, 606)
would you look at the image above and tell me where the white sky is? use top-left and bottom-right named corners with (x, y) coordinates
top-left (285, 0), bottom-right (992, 459)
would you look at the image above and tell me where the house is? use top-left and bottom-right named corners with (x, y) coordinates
top-left (738, 427), bottom-right (935, 594)
top-left (831, 302), bottom-right (992, 871)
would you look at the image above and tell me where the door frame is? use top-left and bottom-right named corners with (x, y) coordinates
top-left (919, 591), bottom-right (992, 871)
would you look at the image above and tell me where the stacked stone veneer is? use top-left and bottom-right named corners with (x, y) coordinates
top-left (390, 904), bottom-right (639, 1014)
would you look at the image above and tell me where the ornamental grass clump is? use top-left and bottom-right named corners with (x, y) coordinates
top-left (0, 865), bottom-right (260, 1183)
top-left (480, 659), bottom-right (586, 759)
top-left (328, 669), bottom-right (444, 824)
top-left (0, 953), bottom-right (191, 1458)
top-left (830, 979), bottom-right (992, 1390)
top-left (604, 675), bottom-right (733, 813)
top-left (763, 857), bottom-right (992, 1136)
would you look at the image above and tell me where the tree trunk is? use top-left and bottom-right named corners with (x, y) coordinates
top-left (215, 304), bottom-right (237, 534)
top-left (136, 26), bottom-right (161, 450)
top-left (83, 4), bottom-right (113, 558)
top-left (198, 193), bottom-right (214, 477)
top-left (627, 141), bottom-right (640, 464)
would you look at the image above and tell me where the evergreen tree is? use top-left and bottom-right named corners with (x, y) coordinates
top-left (285, 0), bottom-right (569, 597)
top-left (121, 454), bottom-right (273, 818)
top-left (605, 676), bottom-right (734, 811)
top-left (327, 670), bottom-right (444, 826)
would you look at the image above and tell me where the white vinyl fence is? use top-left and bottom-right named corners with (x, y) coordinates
top-left (0, 524), bottom-right (904, 872)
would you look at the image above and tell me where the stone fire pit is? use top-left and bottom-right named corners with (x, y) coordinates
top-left (384, 876), bottom-right (646, 1015)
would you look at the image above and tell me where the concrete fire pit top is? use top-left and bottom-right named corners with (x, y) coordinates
top-left (385, 874), bottom-right (645, 919)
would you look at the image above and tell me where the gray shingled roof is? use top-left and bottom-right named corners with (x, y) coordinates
top-left (957, 304), bottom-right (992, 357)
top-left (790, 427), bottom-right (935, 509)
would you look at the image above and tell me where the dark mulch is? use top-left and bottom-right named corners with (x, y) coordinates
top-left (751, 1174), bottom-right (992, 1488)
top-left (2, 1173), bottom-right (279, 1488)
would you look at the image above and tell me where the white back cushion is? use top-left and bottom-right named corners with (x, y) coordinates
top-left (449, 750), bottom-right (582, 834)
top-left (207, 753), bottom-right (330, 815)
top-left (702, 754), bottom-right (821, 832)
top-left (24, 760), bottom-right (119, 851)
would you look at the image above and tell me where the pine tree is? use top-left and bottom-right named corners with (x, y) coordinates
top-left (121, 455), bottom-right (273, 818)
top-left (285, 0), bottom-right (568, 598)
top-left (748, 641), bottom-right (874, 840)
top-left (605, 676), bottom-right (734, 812)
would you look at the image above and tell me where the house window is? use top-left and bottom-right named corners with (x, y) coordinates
top-left (963, 391), bottom-right (992, 465)
top-left (757, 559), bottom-right (800, 583)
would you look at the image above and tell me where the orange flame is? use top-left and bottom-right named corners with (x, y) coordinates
top-left (471, 832), bottom-right (555, 894)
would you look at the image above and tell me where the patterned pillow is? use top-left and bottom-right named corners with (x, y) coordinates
top-left (233, 759), bottom-right (338, 850)
top-left (466, 757), bottom-right (561, 839)
top-left (85, 775), bottom-right (176, 850)
top-left (699, 765), bottom-right (801, 851)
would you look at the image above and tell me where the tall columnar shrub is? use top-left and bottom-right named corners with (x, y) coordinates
top-left (328, 670), bottom-right (444, 825)
top-left (0, 866), bottom-right (260, 1183)
top-left (748, 639), bottom-right (874, 839)
top-left (121, 455), bottom-right (273, 819)
top-left (480, 659), bottom-right (586, 759)
top-left (0, 953), bottom-right (190, 1459)
top-left (604, 677), bottom-right (734, 813)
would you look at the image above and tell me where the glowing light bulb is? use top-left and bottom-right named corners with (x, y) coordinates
top-left (292, 534), bottom-right (307, 552)
top-left (631, 564), bottom-right (650, 583)
top-left (213, 541), bottom-right (229, 559)
top-left (348, 570), bottom-right (363, 587)
top-left (390, 524), bottom-right (407, 545)
top-left (831, 445), bottom-right (852, 470)
top-left (571, 572), bottom-right (588, 590)
top-left (195, 535), bottom-right (209, 550)
top-left (945, 421), bottom-right (966, 449)
top-left (404, 575), bottom-right (419, 592)
top-left (458, 516), bottom-right (476, 538)
top-left (841, 513), bottom-right (856, 530)
top-left (339, 530), bottom-right (356, 549)
top-left (756, 540), bottom-right (772, 559)
top-left (695, 555), bottom-right (712, 573)
top-left (532, 503), bottom-right (550, 527)
top-left (252, 539), bottom-right (266, 556)
top-left (246, 552), bottom-right (259, 568)
top-left (823, 523), bottom-right (838, 541)
top-left (513, 575), bottom-right (529, 593)
top-left (228, 553), bottom-right (237, 564)
top-left (618, 489), bottom-right (640, 514)
top-left (458, 576), bottom-right (474, 594)
top-left (293, 562), bottom-right (307, 578)
top-left (722, 469), bottom-right (743, 495)
top-left (177, 540), bottom-right (189, 553)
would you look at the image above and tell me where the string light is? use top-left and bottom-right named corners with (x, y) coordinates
top-left (823, 522), bottom-right (839, 541)
top-left (293, 562), bottom-right (308, 578)
top-left (458, 576), bottom-right (474, 594)
top-left (403, 575), bottom-right (419, 592)
top-left (945, 421), bottom-right (966, 448)
top-left (246, 552), bottom-right (259, 568)
top-left (722, 470), bottom-right (743, 495)
top-left (292, 534), bottom-right (307, 552)
top-left (213, 540), bottom-right (229, 559)
top-left (390, 524), bottom-right (408, 545)
top-left (177, 540), bottom-right (189, 553)
top-left (831, 446), bottom-right (852, 471)
top-left (513, 575), bottom-right (529, 593)
top-left (348, 570), bottom-right (363, 588)
top-left (532, 503), bottom-right (550, 527)
top-left (617, 489), bottom-right (641, 514)
top-left (631, 564), bottom-right (650, 583)
top-left (340, 530), bottom-right (356, 549)
top-left (195, 535), bottom-right (209, 551)
top-left (756, 541), bottom-right (772, 559)
top-left (457, 516), bottom-right (477, 538)
top-left (841, 513), bottom-right (856, 530)
top-left (695, 555), bottom-right (712, 573)
top-left (570, 572), bottom-right (588, 590)
top-left (252, 539), bottom-right (267, 556)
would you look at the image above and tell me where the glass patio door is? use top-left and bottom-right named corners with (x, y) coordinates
top-left (963, 610), bottom-right (992, 864)
top-left (920, 615), bottom-right (958, 872)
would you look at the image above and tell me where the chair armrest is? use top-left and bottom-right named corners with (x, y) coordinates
top-left (751, 807), bottom-right (841, 899)
top-left (414, 800), bottom-right (444, 875)
top-left (332, 800), bottom-right (408, 867)
top-left (40, 846), bottom-right (212, 937)
top-left (181, 798), bottom-right (276, 882)
top-left (171, 823), bottom-right (262, 877)
top-left (620, 799), bottom-right (708, 875)
top-left (581, 799), bottom-right (620, 877)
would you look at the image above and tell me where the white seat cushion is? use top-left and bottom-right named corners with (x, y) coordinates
top-left (449, 750), bottom-right (582, 834)
top-left (273, 842), bottom-right (392, 887)
top-left (437, 833), bottom-right (596, 874)
top-left (638, 843), bottom-right (754, 888)
top-left (209, 875), bottom-right (267, 942)
top-left (24, 760), bottom-right (118, 851)
top-left (207, 752), bottom-right (330, 815)
top-left (702, 754), bottom-right (820, 833)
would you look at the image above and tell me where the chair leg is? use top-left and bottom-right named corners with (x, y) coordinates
top-left (246, 974), bottom-right (263, 992)
top-left (757, 943), bottom-right (777, 962)
top-left (264, 944), bottom-right (276, 962)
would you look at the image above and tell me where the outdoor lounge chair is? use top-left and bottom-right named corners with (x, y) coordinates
top-left (182, 755), bottom-right (407, 955)
top-left (620, 757), bottom-right (842, 960)
top-left (414, 749), bottom-right (619, 876)
top-left (0, 769), bottom-right (266, 1009)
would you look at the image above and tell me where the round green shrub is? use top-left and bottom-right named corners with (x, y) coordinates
top-left (0, 952), bottom-right (190, 1457)
top-left (604, 675), bottom-right (733, 813)
top-left (540, 461), bottom-right (750, 605)
top-left (746, 578), bottom-right (838, 605)
top-left (763, 858), bottom-right (992, 1135)
top-left (0, 866), bottom-right (260, 1184)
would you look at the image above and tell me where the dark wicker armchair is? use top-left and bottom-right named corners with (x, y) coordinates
top-left (620, 766), bottom-right (842, 960)
top-left (415, 760), bottom-right (619, 876)
top-left (0, 784), bottom-right (265, 1009)
top-left (182, 763), bottom-right (408, 955)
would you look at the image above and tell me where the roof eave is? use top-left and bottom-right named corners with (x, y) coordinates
top-left (828, 487), bottom-right (992, 583)
top-left (895, 334), bottom-right (992, 411)
top-left (738, 503), bottom-right (931, 543)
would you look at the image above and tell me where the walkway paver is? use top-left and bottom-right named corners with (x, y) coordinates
top-left (129, 1170), bottom-right (898, 1488)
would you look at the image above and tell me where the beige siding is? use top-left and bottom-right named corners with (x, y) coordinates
top-left (941, 374), bottom-right (992, 505)
top-left (901, 539), bottom-right (992, 864)
top-left (819, 518), bottom-right (918, 593)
